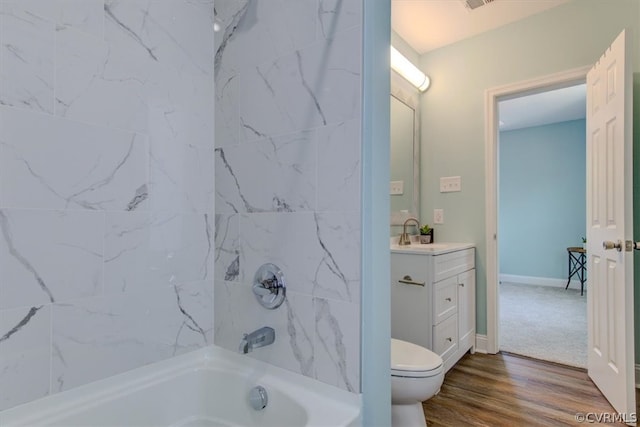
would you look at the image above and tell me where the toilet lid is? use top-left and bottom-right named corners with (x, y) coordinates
top-left (391, 338), bottom-right (443, 372)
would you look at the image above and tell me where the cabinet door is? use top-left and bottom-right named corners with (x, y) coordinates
top-left (457, 268), bottom-right (476, 352)
top-left (390, 253), bottom-right (432, 349)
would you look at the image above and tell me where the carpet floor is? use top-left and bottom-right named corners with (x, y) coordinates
top-left (499, 282), bottom-right (587, 368)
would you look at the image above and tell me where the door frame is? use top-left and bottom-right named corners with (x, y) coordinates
top-left (484, 65), bottom-right (591, 354)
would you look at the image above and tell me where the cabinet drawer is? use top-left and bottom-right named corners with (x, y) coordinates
top-left (433, 276), bottom-right (457, 324)
top-left (433, 314), bottom-right (458, 360)
top-left (391, 253), bottom-right (428, 287)
top-left (433, 248), bottom-right (475, 283)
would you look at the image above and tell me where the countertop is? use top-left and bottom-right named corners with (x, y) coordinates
top-left (390, 240), bottom-right (474, 255)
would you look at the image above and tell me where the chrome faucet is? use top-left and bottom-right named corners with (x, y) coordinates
top-left (398, 217), bottom-right (420, 245)
top-left (239, 326), bottom-right (275, 354)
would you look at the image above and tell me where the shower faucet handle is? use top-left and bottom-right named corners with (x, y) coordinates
top-left (252, 263), bottom-right (286, 309)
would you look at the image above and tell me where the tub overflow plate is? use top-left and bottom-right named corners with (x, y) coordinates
top-left (248, 385), bottom-right (268, 411)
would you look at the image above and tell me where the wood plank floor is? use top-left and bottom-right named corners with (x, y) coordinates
top-left (422, 352), bottom-right (636, 426)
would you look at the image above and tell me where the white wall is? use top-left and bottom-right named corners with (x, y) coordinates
top-left (0, 0), bottom-right (214, 410)
top-left (214, 0), bottom-right (363, 393)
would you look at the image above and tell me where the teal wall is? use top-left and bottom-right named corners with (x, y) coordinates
top-left (418, 0), bottom-right (640, 362)
top-left (499, 120), bottom-right (586, 279)
top-left (362, 1), bottom-right (391, 425)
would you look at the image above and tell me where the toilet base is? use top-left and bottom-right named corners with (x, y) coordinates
top-left (391, 402), bottom-right (427, 427)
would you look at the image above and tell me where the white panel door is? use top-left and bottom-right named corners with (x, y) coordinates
top-left (586, 29), bottom-right (635, 423)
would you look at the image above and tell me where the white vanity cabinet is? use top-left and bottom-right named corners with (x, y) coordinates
top-left (391, 244), bottom-right (475, 373)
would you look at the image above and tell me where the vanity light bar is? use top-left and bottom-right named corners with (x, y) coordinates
top-left (390, 46), bottom-right (430, 92)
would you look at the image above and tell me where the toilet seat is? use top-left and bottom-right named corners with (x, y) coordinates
top-left (391, 338), bottom-right (443, 378)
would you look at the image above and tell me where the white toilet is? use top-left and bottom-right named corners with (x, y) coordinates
top-left (391, 338), bottom-right (444, 427)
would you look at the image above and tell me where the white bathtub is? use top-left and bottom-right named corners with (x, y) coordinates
top-left (0, 346), bottom-right (361, 427)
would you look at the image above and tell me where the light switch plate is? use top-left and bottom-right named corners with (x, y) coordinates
top-left (440, 176), bottom-right (461, 192)
top-left (433, 209), bottom-right (444, 224)
top-left (390, 180), bottom-right (404, 195)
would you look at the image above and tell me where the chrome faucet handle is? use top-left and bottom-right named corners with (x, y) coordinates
top-left (253, 283), bottom-right (274, 297)
top-left (252, 264), bottom-right (286, 309)
top-left (255, 278), bottom-right (279, 295)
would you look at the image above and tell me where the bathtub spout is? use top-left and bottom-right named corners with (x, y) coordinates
top-left (239, 326), bottom-right (275, 354)
top-left (239, 337), bottom-right (249, 354)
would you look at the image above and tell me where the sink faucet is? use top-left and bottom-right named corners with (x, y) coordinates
top-left (239, 326), bottom-right (275, 354)
top-left (399, 217), bottom-right (420, 245)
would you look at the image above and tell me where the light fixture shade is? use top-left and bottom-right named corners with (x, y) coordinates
top-left (390, 46), bottom-right (430, 92)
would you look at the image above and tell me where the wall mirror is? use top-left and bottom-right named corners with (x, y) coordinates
top-left (390, 87), bottom-right (420, 226)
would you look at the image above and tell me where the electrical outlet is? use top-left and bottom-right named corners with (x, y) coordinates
top-left (439, 176), bottom-right (461, 192)
top-left (390, 180), bottom-right (404, 195)
top-left (433, 209), bottom-right (444, 224)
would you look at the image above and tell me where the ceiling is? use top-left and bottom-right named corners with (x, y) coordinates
top-left (392, 0), bottom-right (571, 54)
top-left (498, 84), bottom-right (586, 131)
top-left (391, 0), bottom-right (583, 131)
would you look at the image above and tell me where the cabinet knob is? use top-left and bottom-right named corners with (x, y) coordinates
top-left (459, 283), bottom-right (464, 287)
top-left (445, 297), bottom-right (452, 302)
top-left (446, 337), bottom-right (452, 342)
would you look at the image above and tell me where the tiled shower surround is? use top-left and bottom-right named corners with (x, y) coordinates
top-left (0, 0), bottom-right (363, 412)
top-left (0, 0), bottom-right (215, 410)
top-left (214, 0), bottom-right (362, 393)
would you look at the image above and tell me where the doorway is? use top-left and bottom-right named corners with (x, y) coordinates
top-left (497, 84), bottom-right (587, 367)
top-left (484, 66), bottom-right (591, 356)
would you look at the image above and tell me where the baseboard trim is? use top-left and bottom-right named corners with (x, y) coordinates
top-left (500, 274), bottom-right (580, 289)
top-left (475, 334), bottom-right (488, 354)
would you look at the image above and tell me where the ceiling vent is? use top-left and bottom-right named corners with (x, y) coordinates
top-left (462, 0), bottom-right (496, 11)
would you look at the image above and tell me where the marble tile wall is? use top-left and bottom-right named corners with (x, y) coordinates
top-left (0, 0), bottom-right (215, 410)
top-left (214, 0), bottom-right (363, 393)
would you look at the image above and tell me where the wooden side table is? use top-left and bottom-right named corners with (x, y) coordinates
top-left (566, 247), bottom-right (586, 295)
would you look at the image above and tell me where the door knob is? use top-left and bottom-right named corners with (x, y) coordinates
top-left (602, 240), bottom-right (622, 252)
